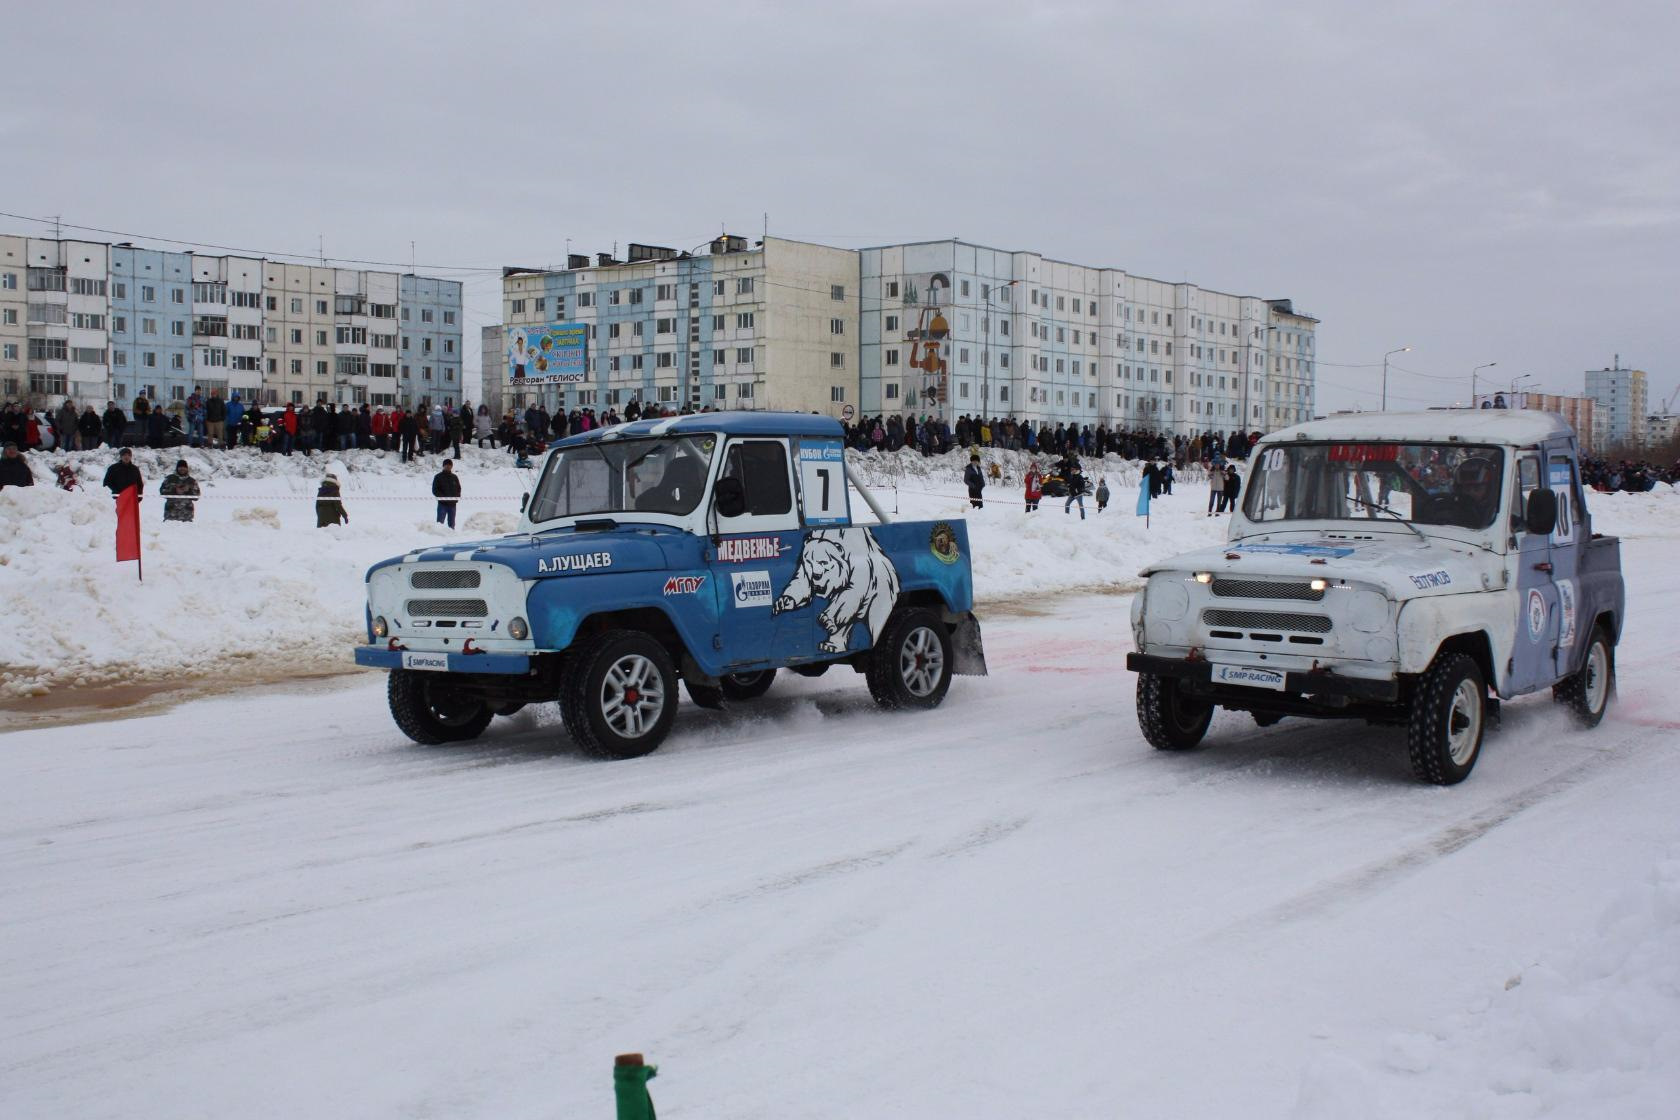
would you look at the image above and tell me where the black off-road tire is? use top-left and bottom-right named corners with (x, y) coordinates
top-left (1553, 624), bottom-right (1614, 728)
top-left (388, 668), bottom-right (494, 745)
top-left (720, 669), bottom-right (776, 701)
top-left (683, 679), bottom-right (727, 710)
top-left (1408, 652), bottom-right (1486, 785)
top-left (1136, 672), bottom-right (1213, 750)
top-left (560, 630), bottom-right (679, 759)
top-left (866, 608), bottom-right (953, 710)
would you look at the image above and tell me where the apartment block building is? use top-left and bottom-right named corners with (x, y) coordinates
top-left (1583, 361), bottom-right (1648, 449)
top-left (0, 233), bottom-right (461, 409)
top-left (1475, 390), bottom-right (1598, 454)
top-left (500, 236), bottom-right (859, 416)
top-left (858, 239), bottom-right (1317, 433)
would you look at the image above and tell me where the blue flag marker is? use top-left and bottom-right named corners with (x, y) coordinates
top-left (1136, 479), bottom-right (1151, 526)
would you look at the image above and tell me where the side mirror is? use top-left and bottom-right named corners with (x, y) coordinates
top-left (1525, 487), bottom-right (1557, 536)
top-left (713, 476), bottom-right (746, 519)
top-left (520, 492), bottom-right (529, 513)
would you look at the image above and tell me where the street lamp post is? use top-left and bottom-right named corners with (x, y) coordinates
top-left (1511, 373), bottom-right (1534, 406)
top-left (1471, 361), bottom-right (1498, 406)
top-left (1381, 346), bottom-right (1411, 411)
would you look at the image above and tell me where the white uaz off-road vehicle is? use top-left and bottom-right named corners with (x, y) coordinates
top-left (1126, 411), bottom-right (1624, 784)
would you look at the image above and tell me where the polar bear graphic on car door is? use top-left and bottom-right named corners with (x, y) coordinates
top-left (773, 528), bottom-right (901, 653)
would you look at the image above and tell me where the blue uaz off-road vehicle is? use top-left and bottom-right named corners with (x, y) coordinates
top-left (354, 412), bottom-right (986, 757)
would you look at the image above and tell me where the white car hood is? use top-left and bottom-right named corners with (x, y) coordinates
top-left (1140, 530), bottom-right (1504, 601)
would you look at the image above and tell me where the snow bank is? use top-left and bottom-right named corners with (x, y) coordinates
top-left (1293, 855), bottom-right (1680, 1118)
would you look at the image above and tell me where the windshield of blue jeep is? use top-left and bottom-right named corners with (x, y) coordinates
top-left (1242, 442), bottom-right (1506, 530)
top-left (528, 435), bottom-right (717, 522)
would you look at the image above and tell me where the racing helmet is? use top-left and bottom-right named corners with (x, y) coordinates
top-left (1454, 456), bottom-right (1496, 489)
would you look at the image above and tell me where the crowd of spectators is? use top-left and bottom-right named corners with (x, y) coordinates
top-left (842, 413), bottom-right (1263, 467)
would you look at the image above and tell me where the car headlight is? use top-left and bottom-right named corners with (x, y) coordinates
top-left (508, 616), bottom-right (529, 641)
top-left (372, 615), bottom-right (388, 638)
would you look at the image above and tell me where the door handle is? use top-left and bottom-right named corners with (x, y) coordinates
top-left (1533, 562), bottom-right (1552, 572)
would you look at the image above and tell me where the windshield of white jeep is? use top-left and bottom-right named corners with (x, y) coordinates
top-left (527, 434), bottom-right (717, 522)
top-left (1243, 442), bottom-right (1506, 530)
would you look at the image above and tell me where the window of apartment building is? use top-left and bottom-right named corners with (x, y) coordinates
top-left (141, 351), bottom-right (157, 368)
top-left (711, 349), bottom-right (726, 366)
top-left (657, 283), bottom-right (676, 301)
top-left (631, 321), bottom-right (644, 338)
top-left (1087, 301), bottom-right (1096, 315)
top-left (69, 346), bottom-right (105, 364)
top-left (736, 278), bottom-right (754, 295)
top-left (1165, 342), bottom-right (1172, 355)
top-left (232, 355), bottom-right (259, 371)
top-left (884, 314), bottom-right (898, 332)
top-left (627, 288), bottom-right (643, 305)
top-left (170, 287), bottom-right (185, 304)
top-left (884, 348), bottom-right (900, 366)
top-left (172, 320), bottom-right (188, 337)
top-left (443, 339), bottom-right (455, 354)
top-left (1055, 358), bottom-right (1065, 373)
top-left (511, 299), bottom-right (526, 315)
top-left (737, 383), bottom-right (754, 399)
top-left (141, 317), bottom-right (158, 335)
top-left (137, 285), bottom-right (154, 302)
top-left (370, 302), bottom-right (395, 318)
top-left (336, 326), bottom-right (367, 345)
top-left (289, 328), bottom-right (303, 345)
top-left (421, 366), bottom-right (432, 381)
top-left (291, 359), bottom-right (303, 375)
top-left (371, 333), bottom-right (396, 348)
top-left (317, 361), bottom-right (329, 376)
top-left (736, 312), bottom-right (754, 330)
top-left (609, 356), bottom-right (622, 372)
top-left (1054, 295), bottom-right (1065, 311)
top-left (315, 330), bottom-right (328, 346)
top-left (711, 280), bottom-right (726, 297)
top-left (1072, 360), bottom-right (1081, 375)
top-left (657, 352), bottom-right (675, 368)
top-left (0, 272), bottom-right (15, 290)
top-left (1165, 313), bottom-right (1173, 327)
top-left (708, 314), bottom-right (724, 332)
top-left (885, 281), bottom-right (899, 298)
top-left (576, 291), bottom-right (593, 308)
top-left (656, 317), bottom-right (675, 334)
top-left (1056, 390), bottom-right (1065, 405)
top-left (999, 353), bottom-right (1010, 369)
top-left (736, 347), bottom-right (753, 364)
top-left (1055, 327), bottom-right (1064, 343)
top-left (286, 297), bottom-right (301, 313)
top-left (70, 277), bottom-right (107, 296)
top-left (420, 309), bottom-right (435, 322)
top-left (608, 290), bottom-right (621, 306)
top-left (830, 318), bottom-right (844, 335)
top-left (0, 308), bottom-right (15, 326)
top-left (422, 338), bottom-right (432, 353)
top-left (1072, 330), bottom-right (1081, 345)
top-left (1150, 340), bottom-right (1159, 354)
top-left (29, 372), bottom-right (68, 395)
top-left (885, 383), bottom-right (900, 400)
top-left (28, 302), bottom-right (66, 324)
top-left (443, 311), bottom-right (455, 324)
top-left (314, 299), bottom-right (327, 314)
top-left (959, 347), bottom-right (970, 365)
top-left (630, 354), bottom-right (644, 371)
top-left (198, 347), bottom-right (228, 368)
top-left (1150, 310), bottom-right (1158, 324)
top-left (830, 352), bottom-right (845, 369)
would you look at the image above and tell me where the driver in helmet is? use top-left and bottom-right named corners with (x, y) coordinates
top-left (1443, 455), bottom-right (1499, 528)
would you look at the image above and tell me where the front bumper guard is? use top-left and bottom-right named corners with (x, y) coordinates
top-left (1125, 652), bottom-right (1399, 703)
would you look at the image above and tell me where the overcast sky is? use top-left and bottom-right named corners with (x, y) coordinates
top-left (9, 0), bottom-right (1677, 416)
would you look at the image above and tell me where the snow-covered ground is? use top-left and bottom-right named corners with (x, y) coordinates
top-left (2, 445), bottom-right (1678, 1117)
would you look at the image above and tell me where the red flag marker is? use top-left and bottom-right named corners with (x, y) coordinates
top-left (115, 484), bottom-right (142, 579)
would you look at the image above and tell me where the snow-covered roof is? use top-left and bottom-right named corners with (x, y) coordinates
top-left (1269, 409), bottom-right (1573, 447)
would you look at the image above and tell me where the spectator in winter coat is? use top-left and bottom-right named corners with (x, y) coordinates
top-left (432, 458), bottom-right (462, 528)
top-left (56, 400), bottom-right (79, 452)
top-left (102, 448), bottom-right (142, 499)
top-left (145, 407), bottom-right (166, 449)
top-left (1222, 464), bottom-right (1242, 513)
top-left (102, 402), bottom-right (127, 449)
top-left (428, 407), bottom-right (447, 454)
top-left (1064, 460), bottom-right (1087, 519)
top-left (1024, 463), bottom-right (1043, 512)
top-left (963, 452), bottom-right (986, 510)
top-left (0, 442), bottom-right (34, 488)
top-left (159, 459), bottom-right (199, 522)
top-left (445, 408), bottom-right (463, 458)
top-left (1095, 478), bottom-right (1110, 512)
top-left (475, 405), bottom-right (495, 448)
top-left (315, 473), bottom-right (350, 527)
top-left (225, 395), bottom-right (245, 445)
top-left (206, 392), bottom-right (227, 448)
top-left (398, 410), bottom-right (420, 462)
top-left (79, 406), bottom-right (102, 451)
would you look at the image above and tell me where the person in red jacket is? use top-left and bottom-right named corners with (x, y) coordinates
top-left (280, 403), bottom-right (299, 456)
top-left (1024, 462), bottom-right (1043, 512)
top-left (371, 407), bottom-right (391, 451)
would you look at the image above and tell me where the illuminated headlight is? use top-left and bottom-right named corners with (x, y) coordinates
top-left (508, 616), bottom-right (530, 641)
top-left (372, 615), bottom-right (388, 638)
top-left (1193, 572), bottom-right (1213, 584)
top-left (1310, 578), bottom-right (1329, 592)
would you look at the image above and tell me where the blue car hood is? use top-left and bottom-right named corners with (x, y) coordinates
top-left (370, 524), bottom-right (693, 581)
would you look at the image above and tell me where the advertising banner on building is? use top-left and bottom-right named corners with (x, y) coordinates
top-left (507, 323), bottom-right (588, 384)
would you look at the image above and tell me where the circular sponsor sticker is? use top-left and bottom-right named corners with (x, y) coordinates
top-left (1527, 588), bottom-right (1547, 642)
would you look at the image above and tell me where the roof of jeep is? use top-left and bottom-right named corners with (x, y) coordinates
top-left (553, 410), bottom-right (844, 447)
top-left (1268, 409), bottom-right (1574, 447)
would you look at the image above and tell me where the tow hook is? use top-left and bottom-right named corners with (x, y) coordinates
top-left (461, 639), bottom-right (486, 656)
top-left (387, 638), bottom-right (408, 652)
